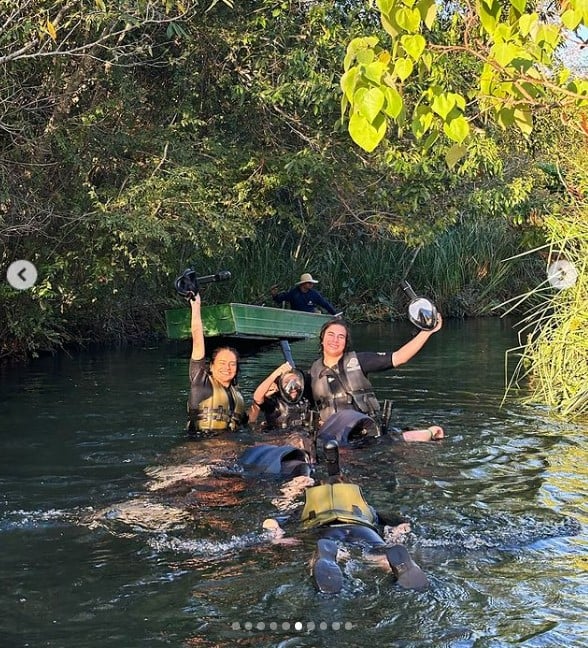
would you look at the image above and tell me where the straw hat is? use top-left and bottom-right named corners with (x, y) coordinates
top-left (296, 272), bottom-right (319, 285)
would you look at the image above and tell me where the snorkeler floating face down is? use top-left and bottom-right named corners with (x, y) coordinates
top-left (210, 349), bottom-right (239, 388)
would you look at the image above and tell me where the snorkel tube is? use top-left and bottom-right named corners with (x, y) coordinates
top-left (400, 280), bottom-right (439, 331)
top-left (174, 269), bottom-right (231, 300)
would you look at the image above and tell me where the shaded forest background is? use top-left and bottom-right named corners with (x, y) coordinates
top-left (1, 0), bottom-right (585, 376)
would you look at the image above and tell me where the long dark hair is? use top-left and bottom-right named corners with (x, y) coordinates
top-left (318, 319), bottom-right (352, 354)
top-left (210, 346), bottom-right (240, 385)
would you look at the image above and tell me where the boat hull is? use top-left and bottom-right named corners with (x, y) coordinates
top-left (165, 303), bottom-right (332, 341)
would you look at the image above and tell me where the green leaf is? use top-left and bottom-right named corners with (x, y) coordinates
top-left (513, 108), bottom-right (533, 135)
top-left (561, 9), bottom-right (583, 30)
top-left (497, 107), bottom-right (514, 129)
top-left (357, 48), bottom-right (375, 65)
top-left (493, 42), bottom-right (518, 67)
top-left (364, 61), bottom-right (386, 84)
top-left (518, 12), bottom-right (537, 37)
top-left (509, 0), bottom-right (526, 14)
top-left (411, 105), bottom-right (434, 139)
top-left (479, 0), bottom-right (501, 35)
top-left (349, 111), bottom-right (387, 152)
top-left (383, 86), bottom-right (404, 119)
top-left (380, 12), bottom-right (401, 37)
top-left (401, 34), bottom-right (426, 61)
top-left (340, 68), bottom-right (360, 102)
top-left (395, 7), bottom-right (421, 32)
top-left (445, 144), bottom-right (468, 168)
top-left (422, 130), bottom-right (439, 151)
top-left (394, 57), bottom-right (414, 81)
top-left (417, 0), bottom-right (437, 29)
top-left (443, 115), bottom-right (470, 143)
top-left (431, 93), bottom-right (456, 119)
top-left (376, 0), bottom-right (394, 15)
top-left (354, 87), bottom-right (386, 123)
top-left (344, 37), bottom-right (380, 69)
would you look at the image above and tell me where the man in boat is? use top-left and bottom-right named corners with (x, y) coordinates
top-left (271, 272), bottom-right (338, 315)
top-left (186, 293), bottom-right (247, 437)
top-left (310, 317), bottom-right (445, 445)
top-left (262, 440), bottom-right (429, 593)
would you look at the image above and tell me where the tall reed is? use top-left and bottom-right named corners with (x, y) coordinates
top-left (503, 211), bottom-right (587, 419)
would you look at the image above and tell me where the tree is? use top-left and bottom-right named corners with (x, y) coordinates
top-left (341, 0), bottom-right (588, 166)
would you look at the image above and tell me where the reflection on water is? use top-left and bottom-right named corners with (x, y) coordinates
top-left (1, 319), bottom-right (586, 647)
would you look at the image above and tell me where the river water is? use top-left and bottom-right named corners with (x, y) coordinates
top-left (0, 318), bottom-right (586, 648)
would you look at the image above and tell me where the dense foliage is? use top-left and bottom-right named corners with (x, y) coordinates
top-left (0, 1), bottom-right (585, 417)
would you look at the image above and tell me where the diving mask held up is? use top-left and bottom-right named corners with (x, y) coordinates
top-left (174, 268), bottom-right (231, 300)
top-left (400, 280), bottom-right (439, 331)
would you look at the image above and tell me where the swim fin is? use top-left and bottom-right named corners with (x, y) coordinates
top-left (385, 544), bottom-right (429, 590)
top-left (312, 538), bottom-right (343, 594)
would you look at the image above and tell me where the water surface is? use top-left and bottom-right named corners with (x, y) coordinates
top-left (1, 318), bottom-right (586, 647)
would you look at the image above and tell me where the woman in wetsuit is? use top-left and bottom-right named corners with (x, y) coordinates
top-left (186, 294), bottom-right (246, 437)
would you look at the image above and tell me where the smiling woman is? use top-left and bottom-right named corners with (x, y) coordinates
top-left (186, 293), bottom-right (247, 437)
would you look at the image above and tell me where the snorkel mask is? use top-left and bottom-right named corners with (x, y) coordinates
top-left (174, 268), bottom-right (231, 299)
top-left (278, 370), bottom-right (305, 404)
top-left (400, 280), bottom-right (439, 331)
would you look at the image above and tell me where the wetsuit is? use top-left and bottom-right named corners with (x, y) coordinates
top-left (187, 358), bottom-right (246, 437)
top-left (260, 394), bottom-right (311, 430)
top-left (310, 351), bottom-right (392, 424)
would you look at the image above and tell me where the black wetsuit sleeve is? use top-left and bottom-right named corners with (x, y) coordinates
top-left (356, 351), bottom-right (393, 373)
top-left (188, 358), bottom-right (213, 410)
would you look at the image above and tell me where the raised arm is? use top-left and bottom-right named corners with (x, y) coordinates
top-left (248, 361), bottom-right (292, 421)
top-left (190, 293), bottom-right (205, 361)
top-left (391, 313), bottom-right (443, 367)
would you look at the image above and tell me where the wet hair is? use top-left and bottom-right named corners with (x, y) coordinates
top-left (210, 346), bottom-right (240, 385)
top-left (318, 318), bottom-right (352, 354)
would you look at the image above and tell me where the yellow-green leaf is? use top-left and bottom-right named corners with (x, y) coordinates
top-left (509, 0), bottom-right (526, 14)
top-left (431, 93), bottom-right (456, 119)
top-left (354, 87), bottom-right (386, 123)
top-left (443, 115), bottom-right (470, 143)
top-left (340, 68), bottom-right (360, 102)
top-left (411, 106), bottom-right (434, 139)
top-left (561, 9), bottom-right (583, 30)
top-left (417, 0), bottom-right (437, 29)
top-left (445, 144), bottom-right (468, 168)
top-left (513, 108), bottom-right (533, 135)
top-left (401, 34), bottom-right (426, 61)
top-left (349, 112), bottom-right (387, 153)
top-left (518, 12), bottom-right (538, 37)
top-left (479, 0), bottom-right (501, 35)
top-left (394, 57), bottom-right (414, 81)
top-left (364, 61), bottom-right (386, 84)
top-left (395, 7), bottom-right (421, 32)
top-left (492, 42), bottom-right (518, 67)
top-left (383, 86), bottom-right (404, 119)
top-left (357, 48), bottom-right (375, 65)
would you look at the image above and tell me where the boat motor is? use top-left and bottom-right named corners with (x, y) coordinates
top-left (174, 269), bottom-right (231, 299)
top-left (400, 280), bottom-right (438, 331)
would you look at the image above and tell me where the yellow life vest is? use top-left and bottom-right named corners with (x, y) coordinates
top-left (195, 380), bottom-right (246, 432)
top-left (300, 483), bottom-right (377, 530)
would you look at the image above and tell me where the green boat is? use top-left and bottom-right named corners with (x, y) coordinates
top-left (165, 303), bottom-right (332, 341)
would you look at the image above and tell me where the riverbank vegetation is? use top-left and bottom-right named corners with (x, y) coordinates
top-left (1, 1), bottom-right (586, 416)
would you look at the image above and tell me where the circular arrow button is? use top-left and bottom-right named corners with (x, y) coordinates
top-left (7, 260), bottom-right (38, 290)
